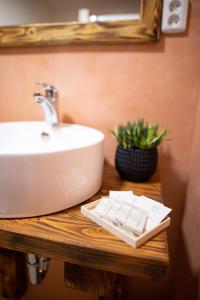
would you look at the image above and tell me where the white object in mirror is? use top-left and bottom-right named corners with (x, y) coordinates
top-left (78, 8), bottom-right (90, 23)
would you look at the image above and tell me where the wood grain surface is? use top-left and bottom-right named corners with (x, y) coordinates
top-left (0, 0), bottom-right (162, 47)
top-left (0, 164), bottom-right (169, 281)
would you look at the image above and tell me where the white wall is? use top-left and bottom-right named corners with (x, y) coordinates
top-left (48, 0), bottom-right (140, 23)
top-left (0, 0), bottom-right (54, 26)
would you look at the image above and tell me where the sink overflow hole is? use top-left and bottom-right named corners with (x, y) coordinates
top-left (41, 132), bottom-right (50, 139)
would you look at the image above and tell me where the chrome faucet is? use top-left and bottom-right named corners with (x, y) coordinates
top-left (34, 82), bottom-right (59, 126)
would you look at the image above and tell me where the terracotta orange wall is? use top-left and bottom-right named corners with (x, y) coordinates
top-left (0, 1), bottom-right (200, 299)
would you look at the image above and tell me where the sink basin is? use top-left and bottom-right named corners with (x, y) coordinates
top-left (0, 122), bottom-right (104, 218)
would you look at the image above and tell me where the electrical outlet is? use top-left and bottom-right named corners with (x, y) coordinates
top-left (161, 0), bottom-right (189, 33)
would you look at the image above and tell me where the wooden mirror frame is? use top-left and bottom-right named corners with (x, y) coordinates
top-left (0, 0), bottom-right (162, 47)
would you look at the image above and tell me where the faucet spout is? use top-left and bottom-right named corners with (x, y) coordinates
top-left (34, 92), bottom-right (59, 126)
top-left (34, 82), bottom-right (59, 126)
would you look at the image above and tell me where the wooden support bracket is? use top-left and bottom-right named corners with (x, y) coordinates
top-left (0, 248), bottom-right (27, 300)
top-left (64, 262), bottom-right (122, 300)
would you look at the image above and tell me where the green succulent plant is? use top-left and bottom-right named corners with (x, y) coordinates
top-left (111, 119), bottom-right (167, 150)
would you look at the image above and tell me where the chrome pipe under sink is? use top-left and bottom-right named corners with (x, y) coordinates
top-left (27, 254), bottom-right (50, 285)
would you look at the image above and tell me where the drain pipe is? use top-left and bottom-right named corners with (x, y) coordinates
top-left (27, 254), bottom-right (50, 285)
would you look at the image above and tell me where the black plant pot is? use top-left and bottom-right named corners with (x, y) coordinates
top-left (115, 145), bottom-right (158, 182)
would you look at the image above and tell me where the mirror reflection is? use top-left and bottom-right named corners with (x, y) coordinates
top-left (0, 0), bottom-right (140, 27)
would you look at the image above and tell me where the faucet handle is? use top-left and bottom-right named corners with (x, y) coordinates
top-left (36, 82), bottom-right (56, 91)
top-left (36, 82), bottom-right (57, 100)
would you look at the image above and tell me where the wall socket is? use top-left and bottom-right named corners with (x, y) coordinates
top-left (161, 0), bottom-right (189, 33)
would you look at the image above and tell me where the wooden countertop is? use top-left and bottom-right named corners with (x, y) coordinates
top-left (0, 164), bottom-right (169, 281)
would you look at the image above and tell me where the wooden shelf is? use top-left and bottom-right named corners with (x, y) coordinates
top-left (0, 164), bottom-right (169, 281)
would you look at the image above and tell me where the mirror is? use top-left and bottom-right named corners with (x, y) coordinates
top-left (0, 0), bottom-right (162, 47)
top-left (0, 0), bottom-right (141, 26)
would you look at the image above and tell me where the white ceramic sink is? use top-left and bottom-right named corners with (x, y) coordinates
top-left (0, 122), bottom-right (104, 218)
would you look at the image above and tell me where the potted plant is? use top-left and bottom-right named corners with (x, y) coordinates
top-left (111, 119), bottom-right (167, 182)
